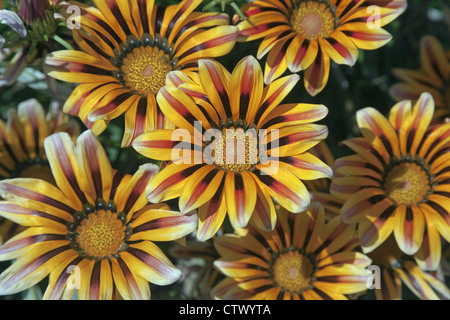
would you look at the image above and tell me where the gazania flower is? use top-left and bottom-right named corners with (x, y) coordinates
top-left (45, 0), bottom-right (239, 147)
top-left (330, 92), bottom-right (450, 271)
top-left (0, 131), bottom-right (197, 299)
top-left (212, 203), bottom-right (371, 300)
top-left (301, 140), bottom-right (450, 300)
top-left (0, 99), bottom-right (79, 244)
top-left (390, 35), bottom-right (450, 121)
top-left (133, 55), bottom-right (332, 241)
top-left (234, 0), bottom-right (407, 96)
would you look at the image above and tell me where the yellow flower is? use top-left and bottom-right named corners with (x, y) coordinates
top-left (212, 203), bottom-right (371, 300)
top-left (234, 0), bottom-right (407, 96)
top-left (331, 92), bottom-right (450, 271)
top-left (45, 0), bottom-right (238, 147)
top-left (0, 131), bottom-right (197, 299)
top-left (133, 55), bottom-right (332, 241)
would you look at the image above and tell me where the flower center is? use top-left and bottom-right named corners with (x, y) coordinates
top-left (112, 34), bottom-right (177, 96)
top-left (206, 125), bottom-right (258, 173)
top-left (121, 46), bottom-right (172, 95)
top-left (67, 200), bottom-right (131, 260)
top-left (290, 1), bottom-right (336, 39)
top-left (383, 162), bottom-right (431, 206)
top-left (272, 251), bottom-right (314, 293)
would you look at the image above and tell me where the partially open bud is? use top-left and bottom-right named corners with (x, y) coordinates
top-left (17, 0), bottom-right (51, 25)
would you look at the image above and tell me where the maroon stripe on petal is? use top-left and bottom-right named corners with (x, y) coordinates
top-left (123, 169), bottom-right (155, 214)
top-left (77, 63), bottom-right (114, 77)
top-left (240, 22), bottom-right (284, 37)
top-left (53, 135), bottom-right (87, 204)
top-left (83, 10), bottom-right (121, 47)
top-left (426, 200), bottom-right (450, 224)
top-left (106, 0), bottom-right (130, 35)
top-left (204, 61), bottom-right (232, 118)
top-left (132, 214), bottom-right (193, 234)
top-left (360, 206), bottom-right (395, 245)
top-left (154, 5), bottom-right (166, 35)
top-left (116, 257), bottom-right (142, 298)
top-left (1, 245), bottom-right (70, 289)
top-left (308, 50), bottom-right (323, 90)
top-left (0, 186), bottom-right (75, 215)
top-left (130, 98), bottom-right (148, 143)
top-left (160, 88), bottom-right (198, 125)
top-left (127, 247), bottom-right (167, 275)
top-left (0, 234), bottom-right (66, 255)
top-left (266, 40), bottom-right (290, 81)
top-left (83, 135), bottom-right (103, 199)
top-left (313, 288), bottom-right (333, 300)
top-left (137, 0), bottom-right (149, 34)
top-left (89, 261), bottom-right (101, 300)
top-left (317, 275), bottom-right (368, 283)
top-left (46, 256), bottom-right (83, 300)
top-left (178, 32), bottom-right (238, 61)
top-left (165, 0), bottom-right (197, 39)
top-left (68, 83), bottom-right (106, 117)
top-left (110, 171), bottom-right (126, 200)
top-left (149, 164), bottom-right (203, 200)
top-left (327, 38), bottom-right (353, 64)
top-left (185, 169), bottom-right (218, 210)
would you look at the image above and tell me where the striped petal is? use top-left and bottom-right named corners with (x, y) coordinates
top-left (0, 243), bottom-right (73, 295)
top-left (341, 188), bottom-right (392, 223)
top-left (197, 185), bottom-right (227, 241)
top-left (264, 36), bottom-right (291, 84)
top-left (250, 182), bottom-right (276, 232)
top-left (75, 131), bottom-right (113, 204)
top-left (286, 37), bottom-right (319, 72)
top-left (44, 133), bottom-right (86, 207)
top-left (146, 163), bottom-right (203, 203)
top-left (114, 164), bottom-right (159, 219)
top-left (394, 205), bottom-right (425, 255)
top-left (340, 22), bottom-right (393, 50)
top-left (197, 59), bottom-right (231, 121)
top-left (358, 206), bottom-right (396, 253)
top-left (129, 206), bottom-right (197, 242)
top-left (356, 107), bottom-right (400, 158)
top-left (229, 56), bottom-right (264, 123)
top-left (179, 166), bottom-right (225, 214)
top-left (225, 172), bottom-right (257, 229)
top-left (133, 129), bottom-right (193, 162)
top-left (255, 165), bottom-right (310, 213)
top-left (45, 51), bottom-right (115, 84)
top-left (260, 103), bottom-right (328, 131)
top-left (319, 33), bottom-right (358, 67)
top-left (175, 25), bottom-right (238, 66)
top-left (110, 256), bottom-right (150, 300)
top-left (304, 49), bottom-right (330, 96)
top-left (122, 241), bottom-right (181, 286)
top-left (0, 179), bottom-right (77, 222)
top-left (0, 226), bottom-right (67, 261)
